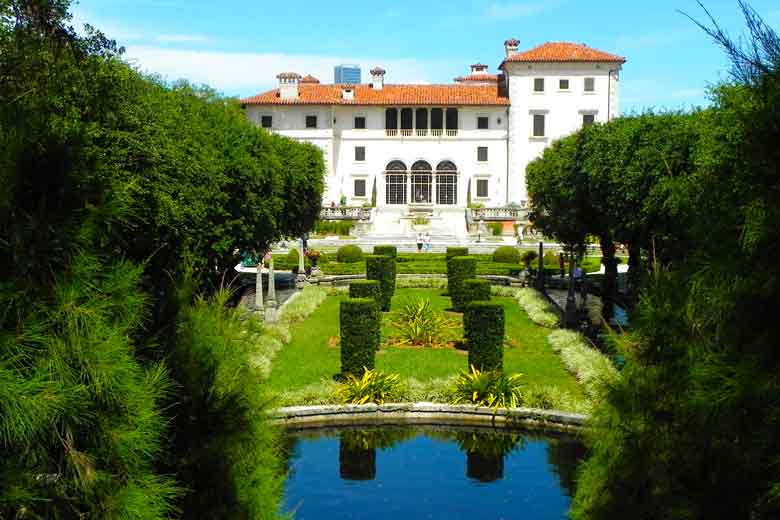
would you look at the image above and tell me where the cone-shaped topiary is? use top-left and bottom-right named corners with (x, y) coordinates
top-left (365, 254), bottom-right (396, 311)
top-left (448, 256), bottom-right (477, 311)
top-left (340, 298), bottom-right (380, 376)
top-left (464, 302), bottom-right (504, 372)
top-left (462, 279), bottom-right (492, 307)
top-left (349, 280), bottom-right (381, 302)
top-left (372, 245), bottom-right (397, 258)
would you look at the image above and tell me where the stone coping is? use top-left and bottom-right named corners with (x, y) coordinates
top-left (270, 402), bottom-right (587, 433)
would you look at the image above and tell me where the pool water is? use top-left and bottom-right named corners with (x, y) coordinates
top-left (282, 426), bottom-right (585, 520)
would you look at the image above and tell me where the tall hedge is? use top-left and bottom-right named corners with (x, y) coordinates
top-left (448, 256), bottom-right (477, 311)
top-left (446, 247), bottom-right (469, 260)
top-left (464, 302), bottom-right (505, 372)
top-left (462, 279), bottom-right (492, 307)
top-left (340, 298), bottom-right (380, 376)
top-left (349, 280), bottom-right (381, 302)
top-left (365, 254), bottom-right (396, 311)
top-left (373, 245), bottom-right (397, 258)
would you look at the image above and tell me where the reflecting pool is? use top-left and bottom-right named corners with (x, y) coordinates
top-left (282, 425), bottom-right (585, 519)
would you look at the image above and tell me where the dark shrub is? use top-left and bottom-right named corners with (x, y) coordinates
top-left (492, 246), bottom-right (520, 264)
top-left (448, 256), bottom-right (477, 311)
top-left (340, 298), bottom-right (380, 376)
top-left (315, 220), bottom-right (355, 236)
top-left (520, 250), bottom-right (538, 268)
top-left (337, 244), bottom-right (364, 263)
top-left (373, 245), bottom-right (397, 258)
top-left (446, 247), bottom-right (469, 260)
top-left (365, 255), bottom-right (396, 311)
top-left (349, 280), bottom-right (381, 302)
top-left (487, 222), bottom-right (503, 236)
top-left (464, 302), bottom-right (505, 372)
top-left (462, 279), bottom-right (492, 307)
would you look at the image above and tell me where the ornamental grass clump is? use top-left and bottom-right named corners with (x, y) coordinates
top-left (547, 329), bottom-right (619, 400)
top-left (391, 298), bottom-right (456, 347)
top-left (515, 288), bottom-right (560, 328)
top-left (365, 254), bottom-right (397, 311)
top-left (339, 298), bottom-right (380, 377)
top-left (450, 366), bottom-right (524, 409)
top-left (448, 256), bottom-right (477, 311)
top-left (338, 368), bottom-right (403, 405)
top-left (464, 301), bottom-right (505, 372)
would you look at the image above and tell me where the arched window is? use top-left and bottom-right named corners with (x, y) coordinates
top-left (410, 161), bottom-right (432, 204)
top-left (385, 161), bottom-right (407, 204)
top-left (436, 160), bottom-right (458, 205)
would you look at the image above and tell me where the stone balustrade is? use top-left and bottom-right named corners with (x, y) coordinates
top-left (469, 206), bottom-right (530, 221)
top-left (320, 206), bottom-right (372, 221)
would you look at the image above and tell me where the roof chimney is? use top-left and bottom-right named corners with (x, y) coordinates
top-left (470, 63), bottom-right (489, 74)
top-left (504, 38), bottom-right (520, 58)
top-left (277, 72), bottom-right (301, 99)
top-left (370, 66), bottom-right (385, 90)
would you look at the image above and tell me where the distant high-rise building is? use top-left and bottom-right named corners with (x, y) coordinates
top-left (334, 64), bottom-right (361, 84)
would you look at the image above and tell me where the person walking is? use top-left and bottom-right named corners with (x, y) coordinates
top-left (423, 232), bottom-right (431, 252)
top-left (416, 233), bottom-right (423, 252)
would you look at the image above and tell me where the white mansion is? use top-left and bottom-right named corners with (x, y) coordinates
top-left (242, 39), bottom-right (625, 238)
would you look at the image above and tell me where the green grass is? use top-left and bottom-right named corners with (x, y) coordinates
top-left (266, 288), bottom-right (583, 400)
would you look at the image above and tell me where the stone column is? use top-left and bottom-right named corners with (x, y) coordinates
top-left (297, 238), bottom-right (306, 283)
top-left (265, 252), bottom-right (278, 322)
top-left (254, 256), bottom-right (264, 313)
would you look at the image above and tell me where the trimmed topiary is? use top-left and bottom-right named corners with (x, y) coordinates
top-left (286, 248), bottom-right (300, 263)
top-left (349, 280), bottom-right (381, 302)
top-left (448, 256), bottom-right (477, 311)
top-left (446, 247), bottom-right (469, 261)
top-left (337, 244), bottom-right (364, 263)
top-left (462, 279), bottom-right (492, 307)
top-left (373, 245), bottom-right (397, 258)
top-left (464, 302), bottom-right (505, 372)
top-left (365, 255), bottom-right (396, 311)
top-left (492, 246), bottom-right (520, 264)
top-left (340, 298), bottom-right (380, 377)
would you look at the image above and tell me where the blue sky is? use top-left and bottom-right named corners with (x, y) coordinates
top-left (70, 0), bottom-right (780, 113)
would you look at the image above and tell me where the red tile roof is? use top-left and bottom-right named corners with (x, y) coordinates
top-left (454, 73), bottom-right (500, 83)
top-left (502, 42), bottom-right (625, 65)
top-left (242, 83), bottom-right (509, 106)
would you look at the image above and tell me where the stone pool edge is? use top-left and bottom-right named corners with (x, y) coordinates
top-left (269, 403), bottom-right (588, 433)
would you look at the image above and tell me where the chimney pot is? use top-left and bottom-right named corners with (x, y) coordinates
top-left (370, 66), bottom-right (385, 90)
top-left (504, 38), bottom-right (520, 57)
top-left (277, 72), bottom-right (301, 99)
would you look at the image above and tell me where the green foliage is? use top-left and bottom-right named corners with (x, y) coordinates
top-left (349, 280), bottom-right (381, 302)
top-left (365, 254), bottom-right (397, 311)
top-left (464, 302), bottom-right (505, 372)
top-left (487, 222), bottom-right (503, 236)
top-left (314, 220), bottom-right (355, 236)
top-left (336, 244), bottom-right (364, 263)
top-left (446, 247), bottom-right (469, 260)
top-left (447, 256), bottom-right (477, 311)
top-left (515, 288), bottom-right (560, 328)
top-left (286, 248), bottom-right (300, 263)
top-left (339, 298), bottom-right (380, 377)
top-left (338, 368), bottom-right (402, 405)
top-left (373, 245), bottom-right (398, 258)
top-left (492, 245), bottom-right (520, 263)
top-left (520, 250), bottom-right (538, 268)
top-left (390, 298), bottom-right (456, 347)
top-left (450, 366), bottom-right (523, 408)
top-left (547, 330), bottom-right (619, 401)
top-left (462, 279), bottom-right (492, 307)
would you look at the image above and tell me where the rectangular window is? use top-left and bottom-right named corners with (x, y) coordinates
top-left (584, 77), bottom-right (595, 92)
top-left (559, 79), bottom-right (570, 90)
top-left (533, 114), bottom-right (546, 137)
top-left (354, 116), bottom-right (366, 129)
top-left (476, 179), bottom-right (489, 198)
top-left (477, 146), bottom-right (488, 162)
top-left (534, 78), bottom-right (545, 92)
top-left (582, 114), bottom-right (595, 127)
top-left (477, 116), bottom-right (489, 129)
top-left (354, 179), bottom-right (366, 197)
top-left (305, 115), bottom-right (317, 128)
top-left (261, 115), bottom-right (272, 128)
top-left (354, 146), bottom-right (365, 162)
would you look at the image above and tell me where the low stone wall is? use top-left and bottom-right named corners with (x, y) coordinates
top-left (269, 402), bottom-right (587, 433)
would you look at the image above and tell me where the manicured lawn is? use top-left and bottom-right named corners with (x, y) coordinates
top-left (266, 288), bottom-right (583, 398)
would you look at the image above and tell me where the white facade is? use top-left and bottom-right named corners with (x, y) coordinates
top-left (243, 42), bottom-right (624, 224)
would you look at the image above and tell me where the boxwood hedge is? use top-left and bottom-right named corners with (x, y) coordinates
top-left (492, 246), bottom-right (520, 264)
top-left (462, 279), bottom-right (492, 307)
top-left (349, 280), bottom-right (381, 302)
top-left (365, 254), bottom-right (396, 311)
top-left (448, 256), bottom-right (477, 311)
top-left (373, 245), bottom-right (397, 258)
top-left (337, 244), bottom-right (364, 263)
top-left (446, 247), bottom-right (469, 260)
top-left (464, 302), bottom-right (505, 372)
top-left (340, 298), bottom-right (380, 376)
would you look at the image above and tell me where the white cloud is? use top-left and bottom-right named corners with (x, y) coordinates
top-left (122, 46), bottom-right (449, 94)
top-left (155, 34), bottom-right (211, 43)
top-left (484, 2), bottom-right (548, 19)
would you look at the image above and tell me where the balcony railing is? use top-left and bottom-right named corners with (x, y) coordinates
top-left (383, 128), bottom-right (458, 137)
top-left (320, 206), bottom-right (372, 221)
top-left (470, 206), bottom-right (530, 221)
top-left (386, 129), bottom-right (398, 137)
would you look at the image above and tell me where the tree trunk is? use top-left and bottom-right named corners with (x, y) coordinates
top-left (627, 241), bottom-right (641, 303)
top-left (600, 234), bottom-right (616, 322)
